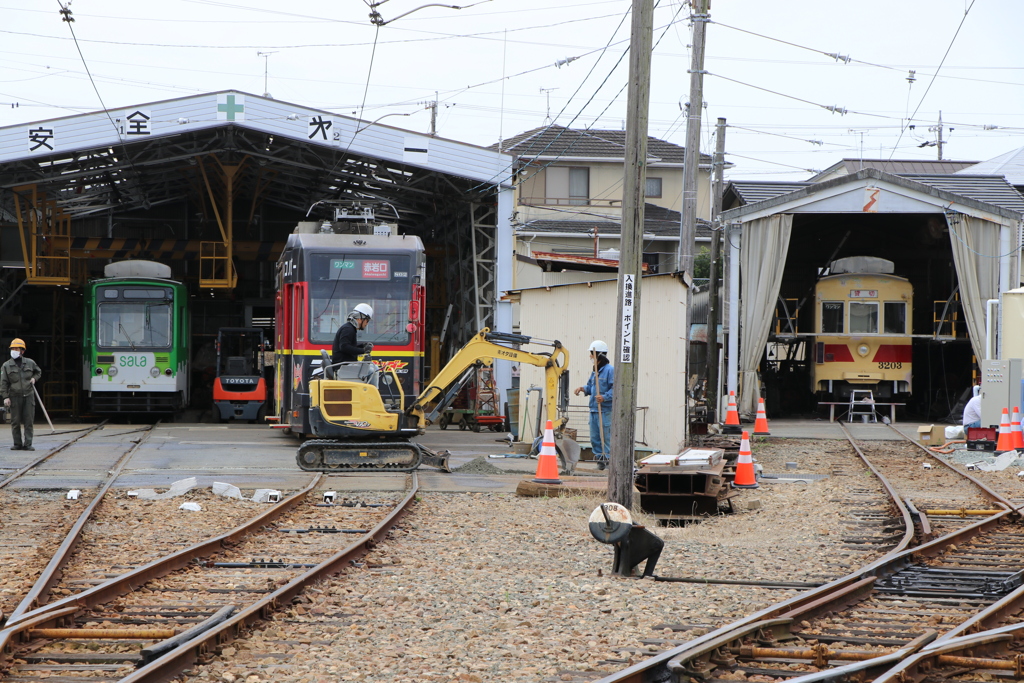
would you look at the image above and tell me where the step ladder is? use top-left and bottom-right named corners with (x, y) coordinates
top-left (848, 390), bottom-right (877, 423)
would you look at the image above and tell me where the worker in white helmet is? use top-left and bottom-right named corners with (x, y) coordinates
top-left (574, 340), bottom-right (614, 470)
top-left (331, 303), bottom-right (374, 364)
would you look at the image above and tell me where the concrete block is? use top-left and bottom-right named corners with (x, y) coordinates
top-left (212, 482), bottom-right (243, 499)
top-left (252, 489), bottom-right (281, 503)
top-left (733, 497), bottom-right (762, 511)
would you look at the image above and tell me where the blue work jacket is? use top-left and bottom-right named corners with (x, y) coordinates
top-left (584, 362), bottom-right (614, 414)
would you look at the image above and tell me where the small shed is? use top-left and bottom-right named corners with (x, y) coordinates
top-left (510, 272), bottom-right (690, 455)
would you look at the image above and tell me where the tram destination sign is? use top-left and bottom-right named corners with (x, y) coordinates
top-left (849, 289), bottom-right (878, 298)
top-left (329, 259), bottom-right (391, 281)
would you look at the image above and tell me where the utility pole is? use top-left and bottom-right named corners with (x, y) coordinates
top-left (706, 117), bottom-right (726, 424)
top-left (423, 91), bottom-right (438, 136)
top-left (609, 0), bottom-right (654, 509)
top-left (936, 110), bottom-right (944, 160)
top-left (678, 0), bottom-right (710, 275)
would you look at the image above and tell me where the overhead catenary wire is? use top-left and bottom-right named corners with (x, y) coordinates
top-left (888, 0), bottom-right (977, 161)
top-left (53, 2), bottom-right (146, 198)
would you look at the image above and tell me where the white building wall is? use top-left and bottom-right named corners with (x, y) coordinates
top-left (515, 274), bottom-right (688, 454)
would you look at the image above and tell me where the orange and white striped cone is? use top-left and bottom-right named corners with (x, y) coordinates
top-left (723, 390), bottom-right (741, 435)
top-left (532, 419), bottom-right (563, 485)
top-left (996, 408), bottom-right (1013, 452)
top-left (753, 397), bottom-right (771, 436)
top-left (732, 431), bottom-right (759, 488)
top-left (1012, 407), bottom-right (1024, 451)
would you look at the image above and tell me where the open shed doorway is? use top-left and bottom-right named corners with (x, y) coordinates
top-left (762, 212), bottom-right (975, 421)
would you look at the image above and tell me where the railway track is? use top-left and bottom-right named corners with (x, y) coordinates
top-left (592, 424), bottom-right (1024, 683)
top-left (0, 471), bottom-right (418, 682)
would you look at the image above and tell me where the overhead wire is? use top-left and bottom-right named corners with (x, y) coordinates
top-left (887, 0), bottom-right (977, 160)
top-left (53, 1), bottom-right (146, 194)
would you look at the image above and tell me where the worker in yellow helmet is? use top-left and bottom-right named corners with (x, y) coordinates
top-left (1, 338), bottom-right (42, 451)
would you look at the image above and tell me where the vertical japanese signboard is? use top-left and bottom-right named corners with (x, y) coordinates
top-left (620, 273), bottom-right (635, 363)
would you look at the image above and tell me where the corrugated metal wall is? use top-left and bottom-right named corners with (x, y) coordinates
top-left (517, 273), bottom-right (688, 454)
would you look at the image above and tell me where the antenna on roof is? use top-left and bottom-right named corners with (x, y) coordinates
top-left (539, 87), bottom-right (558, 125)
top-left (257, 51), bottom-right (278, 98)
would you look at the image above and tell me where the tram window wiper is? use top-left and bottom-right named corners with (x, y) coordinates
top-left (119, 322), bottom-right (137, 350)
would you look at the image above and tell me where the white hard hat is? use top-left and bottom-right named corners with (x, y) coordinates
top-left (589, 340), bottom-right (609, 354)
top-left (352, 303), bottom-right (374, 320)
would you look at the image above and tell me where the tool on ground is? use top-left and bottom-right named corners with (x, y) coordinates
top-left (996, 408), bottom-right (1013, 452)
top-left (532, 419), bottom-right (562, 484)
top-left (298, 329), bottom-right (579, 475)
top-left (733, 431), bottom-right (759, 488)
top-left (32, 384), bottom-right (55, 434)
top-left (588, 503), bottom-right (664, 577)
top-left (753, 397), bottom-right (771, 436)
top-left (723, 390), bottom-right (741, 434)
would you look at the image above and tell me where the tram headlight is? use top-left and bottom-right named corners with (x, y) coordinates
top-left (165, 368), bottom-right (173, 376)
top-left (150, 367), bottom-right (160, 378)
top-left (107, 366), bottom-right (118, 377)
top-left (857, 344), bottom-right (870, 357)
top-left (95, 367), bottom-right (103, 375)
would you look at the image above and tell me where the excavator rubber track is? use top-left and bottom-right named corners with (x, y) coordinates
top-left (296, 440), bottom-right (422, 473)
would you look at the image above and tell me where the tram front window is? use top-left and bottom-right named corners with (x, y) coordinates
top-left (307, 253), bottom-right (414, 346)
top-left (849, 302), bottom-right (879, 334)
top-left (98, 303), bottom-right (172, 349)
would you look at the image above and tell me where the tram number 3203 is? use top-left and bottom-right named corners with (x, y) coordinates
top-left (878, 362), bottom-right (902, 370)
top-left (119, 356), bottom-right (148, 367)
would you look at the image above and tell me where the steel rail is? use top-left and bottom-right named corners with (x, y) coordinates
top-left (888, 423), bottom-right (1016, 509)
top-left (119, 472), bottom-right (420, 683)
top-left (877, 621), bottom-right (1024, 683)
top-left (0, 473), bottom-right (324, 667)
top-left (591, 424), bottom-right (1017, 683)
top-left (0, 420), bottom-right (107, 489)
top-left (4, 422), bottom-right (158, 626)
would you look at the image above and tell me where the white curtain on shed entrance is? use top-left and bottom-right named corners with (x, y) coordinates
top-left (738, 214), bottom-right (794, 416)
top-left (946, 212), bottom-right (1002, 361)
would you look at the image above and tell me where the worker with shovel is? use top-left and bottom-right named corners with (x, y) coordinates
top-left (575, 340), bottom-right (614, 470)
top-left (1, 338), bottom-right (42, 451)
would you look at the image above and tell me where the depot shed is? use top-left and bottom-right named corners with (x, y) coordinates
top-left (509, 272), bottom-right (690, 455)
top-left (720, 168), bottom-right (1024, 418)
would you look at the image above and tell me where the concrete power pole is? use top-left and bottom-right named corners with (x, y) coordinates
top-left (678, 0), bottom-right (710, 275)
top-left (706, 117), bottom-right (726, 423)
top-left (608, 0), bottom-right (654, 509)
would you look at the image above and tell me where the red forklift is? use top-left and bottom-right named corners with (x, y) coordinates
top-left (213, 327), bottom-right (268, 423)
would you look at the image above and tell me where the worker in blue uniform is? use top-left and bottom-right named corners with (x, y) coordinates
top-left (575, 340), bottom-right (614, 470)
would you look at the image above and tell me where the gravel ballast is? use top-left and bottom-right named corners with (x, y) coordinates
top-left (177, 439), bottom-right (907, 682)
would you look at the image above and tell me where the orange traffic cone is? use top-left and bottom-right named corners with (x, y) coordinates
top-left (996, 408), bottom-right (1013, 452)
top-left (733, 431), bottom-right (759, 488)
top-left (753, 397), bottom-right (771, 436)
top-left (723, 391), bottom-right (741, 435)
top-left (1012, 407), bottom-right (1024, 451)
top-left (532, 420), bottom-right (563, 485)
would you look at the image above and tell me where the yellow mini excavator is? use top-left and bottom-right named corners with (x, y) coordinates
top-left (296, 329), bottom-right (580, 474)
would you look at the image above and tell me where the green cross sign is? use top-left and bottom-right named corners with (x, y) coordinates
top-left (218, 95), bottom-right (244, 121)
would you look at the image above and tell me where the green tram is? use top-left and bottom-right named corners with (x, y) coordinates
top-left (82, 261), bottom-right (189, 413)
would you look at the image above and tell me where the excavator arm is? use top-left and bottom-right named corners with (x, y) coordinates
top-left (407, 328), bottom-right (570, 433)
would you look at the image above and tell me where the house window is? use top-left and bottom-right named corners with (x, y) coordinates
top-left (545, 167), bottom-right (589, 205)
top-left (645, 177), bottom-right (663, 198)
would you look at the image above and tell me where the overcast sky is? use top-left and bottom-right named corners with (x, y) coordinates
top-left (2, 0), bottom-right (1022, 183)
